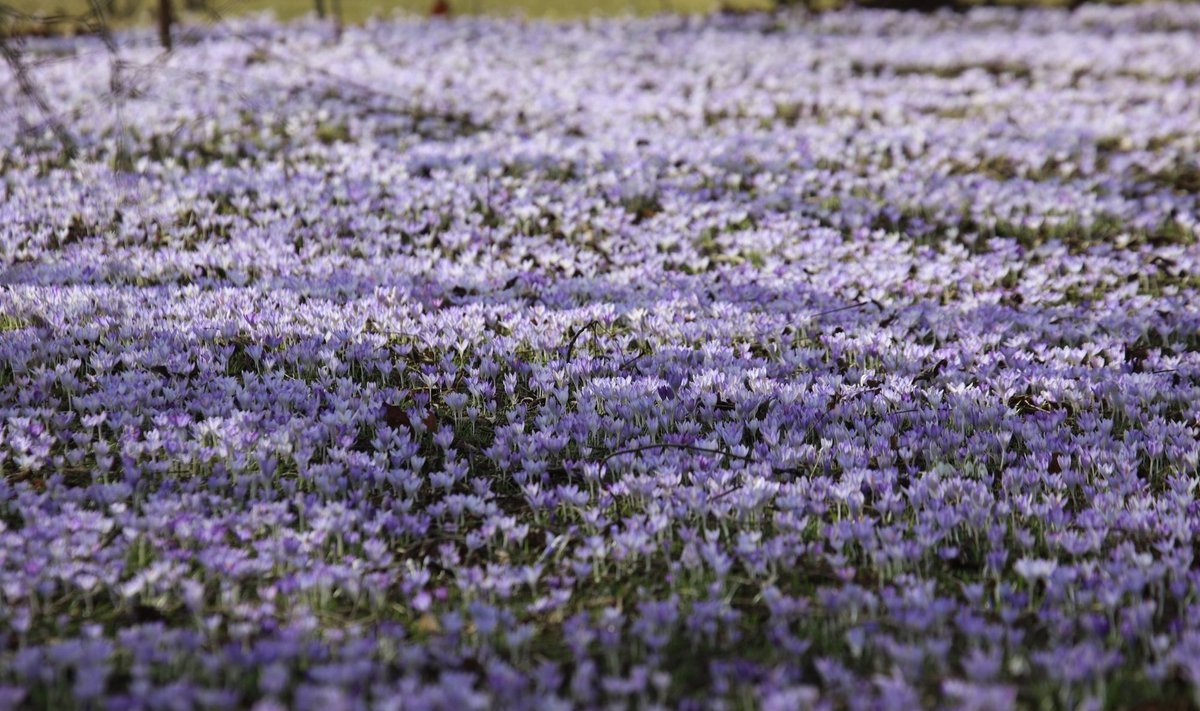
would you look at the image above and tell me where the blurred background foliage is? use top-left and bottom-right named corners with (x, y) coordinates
top-left (0, 0), bottom-right (1182, 32)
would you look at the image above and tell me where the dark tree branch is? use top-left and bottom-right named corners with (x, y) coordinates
top-left (158, 0), bottom-right (173, 50)
top-left (598, 442), bottom-right (756, 466)
top-left (86, 0), bottom-right (133, 172)
top-left (0, 30), bottom-right (77, 159)
top-left (563, 319), bottom-right (602, 362)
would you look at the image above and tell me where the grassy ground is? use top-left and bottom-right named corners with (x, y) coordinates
top-left (6, 0), bottom-right (773, 24)
top-left (9, 0), bottom-right (1143, 27)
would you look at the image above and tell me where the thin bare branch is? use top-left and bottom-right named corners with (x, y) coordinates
top-left (0, 30), bottom-right (77, 160)
top-left (598, 442), bottom-right (756, 466)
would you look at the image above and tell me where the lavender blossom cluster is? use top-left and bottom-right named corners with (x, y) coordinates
top-left (2, 4), bottom-right (1200, 709)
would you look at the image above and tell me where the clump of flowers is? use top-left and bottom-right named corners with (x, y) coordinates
top-left (1, 4), bottom-right (1199, 709)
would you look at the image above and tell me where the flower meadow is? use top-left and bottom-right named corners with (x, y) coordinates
top-left (2, 4), bottom-right (1200, 709)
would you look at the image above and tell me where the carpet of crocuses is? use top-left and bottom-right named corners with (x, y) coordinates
top-left (1, 4), bottom-right (1199, 709)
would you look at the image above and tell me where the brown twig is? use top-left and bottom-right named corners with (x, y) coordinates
top-left (618, 351), bottom-right (647, 371)
top-left (563, 319), bottom-right (602, 362)
top-left (808, 300), bottom-right (875, 319)
top-left (598, 442), bottom-right (755, 466)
